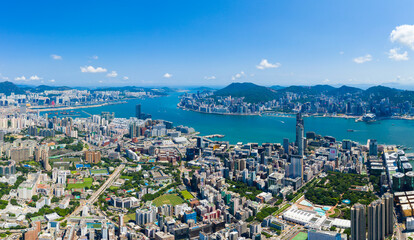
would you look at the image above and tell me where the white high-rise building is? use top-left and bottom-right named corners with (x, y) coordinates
top-left (135, 206), bottom-right (157, 226)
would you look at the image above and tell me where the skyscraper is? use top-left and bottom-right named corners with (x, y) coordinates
top-left (368, 199), bottom-right (385, 240)
top-left (383, 192), bottom-right (394, 236)
top-left (351, 203), bottom-right (366, 240)
top-left (119, 214), bottom-right (124, 227)
top-left (129, 121), bottom-right (140, 138)
top-left (35, 145), bottom-right (50, 171)
top-left (136, 104), bottom-right (141, 119)
top-left (283, 138), bottom-right (289, 155)
top-left (295, 113), bottom-right (304, 156)
top-left (197, 137), bottom-right (204, 149)
top-left (289, 155), bottom-right (303, 180)
top-left (368, 139), bottom-right (378, 156)
top-left (136, 207), bottom-right (157, 226)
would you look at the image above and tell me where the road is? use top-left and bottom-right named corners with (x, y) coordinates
top-left (281, 225), bottom-right (304, 240)
top-left (4, 233), bottom-right (20, 240)
top-left (395, 211), bottom-right (405, 240)
top-left (61, 163), bottom-right (125, 222)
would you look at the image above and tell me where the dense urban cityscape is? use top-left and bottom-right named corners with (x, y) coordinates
top-left (178, 83), bottom-right (414, 120)
top-left (2, 1), bottom-right (414, 240)
top-left (0, 85), bottom-right (412, 240)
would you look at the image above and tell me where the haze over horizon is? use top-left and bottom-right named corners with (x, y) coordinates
top-left (1, 0), bottom-right (414, 87)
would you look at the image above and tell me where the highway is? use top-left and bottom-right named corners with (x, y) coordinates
top-left (61, 162), bottom-right (125, 222)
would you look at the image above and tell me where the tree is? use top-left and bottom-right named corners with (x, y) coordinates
top-left (343, 228), bottom-right (351, 238)
top-left (31, 195), bottom-right (40, 202)
top-left (61, 220), bottom-right (67, 228)
top-left (72, 191), bottom-right (81, 196)
top-left (10, 199), bottom-right (18, 206)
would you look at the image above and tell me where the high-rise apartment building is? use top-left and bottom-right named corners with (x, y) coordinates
top-left (351, 203), bottom-right (366, 240)
top-left (85, 151), bottom-right (101, 164)
top-left (368, 199), bottom-right (385, 240)
top-left (383, 193), bottom-right (394, 236)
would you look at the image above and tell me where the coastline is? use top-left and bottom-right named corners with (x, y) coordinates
top-left (29, 101), bottom-right (127, 112)
top-left (178, 105), bottom-right (357, 119)
top-left (177, 105), bottom-right (261, 116)
top-left (177, 105), bottom-right (414, 121)
top-left (27, 95), bottom-right (170, 113)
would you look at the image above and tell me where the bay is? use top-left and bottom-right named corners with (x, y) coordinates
top-left (47, 92), bottom-right (414, 148)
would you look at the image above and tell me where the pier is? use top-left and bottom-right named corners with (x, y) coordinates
top-left (204, 134), bottom-right (225, 139)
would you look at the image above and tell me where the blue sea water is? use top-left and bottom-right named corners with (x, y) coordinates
top-left (46, 92), bottom-right (414, 148)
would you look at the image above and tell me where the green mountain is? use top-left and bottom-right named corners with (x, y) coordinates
top-left (279, 85), bottom-right (335, 95)
top-left (0, 81), bottom-right (73, 95)
top-left (270, 85), bottom-right (285, 90)
top-left (93, 86), bottom-right (168, 95)
top-left (192, 86), bottom-right (216, 91)
top-left (362, 85), bottom-right (414, 103)
top-left (214, 82), bottom-right (278, 103)
top-left (0, 81), bottom-right (25, 95)
top-left (327, 85), bottom-right (362, 96)
top-left (32, 85), bottom-right (72, 92)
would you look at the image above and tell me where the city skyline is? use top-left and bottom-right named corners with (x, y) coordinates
top-left (0, 0), bottom-right (414, 87)
top-left (0, 2), bottom-right (412, 238)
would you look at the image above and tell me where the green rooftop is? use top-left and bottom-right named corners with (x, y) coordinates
top-left (30, 216), bottom-right (45, 222)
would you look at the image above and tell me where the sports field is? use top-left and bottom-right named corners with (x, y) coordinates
top-left (153, 194), bottom-right (184, 207)
top-left (124, 213), bottom-right (135, 223)
top-left (90, 169), bottom-right (108, 175)
top-left (291, 232), bottom-right (308, 240)
top-left (120, 175), bottom-right (133, 180)
top-left (180, 190), bottom-right (194, 200)
top-left (50, 157), bottom-right (81, 163)
top-left (67, 177), bottom-right (93, 189)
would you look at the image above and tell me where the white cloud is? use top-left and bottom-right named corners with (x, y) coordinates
top-left (49, 79), bottom-right (55, 83)
top-left (123, 76), bottom-right (129, 80)
top-left (29, 75), bottom-right (42, 80)
top-left (14, 76), bottom-right (26, 81)
top-left (256, 59), bottom-right (281, 70)
top-left (15, 75), bottom-right (43, 81)
top-left (353, 54), bottom-right (372, 64)
top-left (107, 71), bottom-right (118, 78)
top-left (231, 71), bottom-right (246, 80)
top-left (50, 54), bottom-right (62, 60)
top-left (0, 74), bottom-right (8, 80)
top-left (91, 55), bottom-right (99, 60)
top-left (323, 78), bottom-right (330, 83)
top-left (204, 76), bottom-right (216, 80)
top-left (388, 48), bottom-right (409, 61)
top-left (163, 73), bottom-right (172, 78)
top-left (80, 66), bottom-right (107, 73)
top-left (99, 80), bottom-right (103, 83)
top-left (390, 25), bottom-right (414, 50)
top-left (339, 51), bottom-right (344, 55)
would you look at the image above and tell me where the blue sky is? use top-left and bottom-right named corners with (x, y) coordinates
top-left (0, 0), bottom-right (414, 87)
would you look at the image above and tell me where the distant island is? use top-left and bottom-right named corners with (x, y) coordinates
top-left (0, 81), bottom-right (174, 112)
top-left (178, 82), bottom-right (414, 120)
top-left (0, 81), bottom-right (174, 96)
